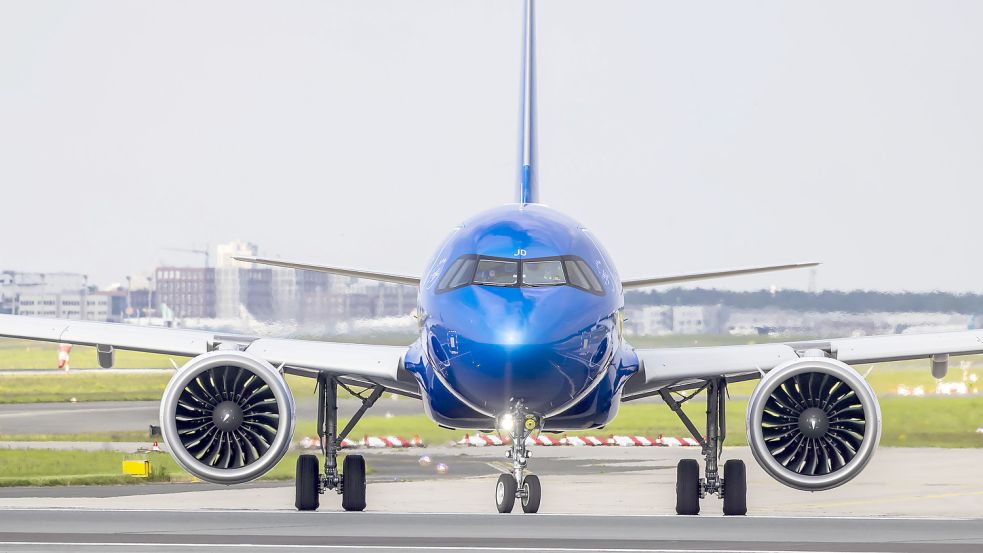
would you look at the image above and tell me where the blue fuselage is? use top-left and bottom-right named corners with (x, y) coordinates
top-left (404, 204), bottom-right (639, 431)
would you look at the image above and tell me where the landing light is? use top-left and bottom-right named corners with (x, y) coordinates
top-left (498, 413), bottom-right (515, 432)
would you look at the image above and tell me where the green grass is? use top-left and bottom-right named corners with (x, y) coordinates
top-left (0, 372), bottom-right (172, 403)
top-left (0, 448), bottom-right (312, 487)
top-left (0, 338), bottom-right (185, 370)
top-left (0, 372), bottom-right (321, 404)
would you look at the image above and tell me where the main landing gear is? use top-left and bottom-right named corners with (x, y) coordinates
top-left (494, 404), bottom-right (542, 514)
top-left (660, 377), bottom-right (747, 516)
top-left (296, 374), bottom-right (382, 512)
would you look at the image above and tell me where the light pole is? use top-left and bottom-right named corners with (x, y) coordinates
top-left (146, 275), bottom-right (153, 324)
top-left (125, 276), bottom-right (132, 320)
top-left (81, 274), bottom-right (88, 321)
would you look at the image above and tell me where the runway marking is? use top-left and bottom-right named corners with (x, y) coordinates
top-left (757, 489), bottom-right (983, 511)
top-left (484, 461), bottom-right (510, 474)
top-left (0, 506), bottom-right (978, 521)
top-left (0, 543), bottom-right (906, 553)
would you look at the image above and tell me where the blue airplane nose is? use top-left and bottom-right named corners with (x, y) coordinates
top-left (427, 286), bottom-right (613, 416)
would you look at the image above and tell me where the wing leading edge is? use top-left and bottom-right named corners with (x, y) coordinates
top-left (0, 314), bottom-right (417, 396)
top-left (621, 261), bottom-right (820, 289)
top-left (624, 329), bottom-right (983, 399)
top-left (233, 256), bottom-right (420, 287)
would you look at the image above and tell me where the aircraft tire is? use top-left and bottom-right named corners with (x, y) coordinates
top-left (675, 459), bottom-right (701, 515)
top-left (520, 474), bottom-right (541, 513)
top-left (342, 455), bottom-right (367, 512)
top-left (495, 474), bottom-right (517, 513)
top-left (722, 459), bottom-right (747, 516)
top-left (295, 454), bottom-right (320, 511)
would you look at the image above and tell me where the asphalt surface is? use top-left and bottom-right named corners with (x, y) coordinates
top-left (0, 447), bottom-right (981, 551)
top-left (0, 509), bottom-right (980, 552)
top-left (0, 449), bottom-right (652, 500)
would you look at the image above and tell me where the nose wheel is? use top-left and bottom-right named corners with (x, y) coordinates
top-left (494, 406), bottom-right (542, 514)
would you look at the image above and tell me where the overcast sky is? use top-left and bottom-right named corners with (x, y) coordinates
top-left (1, 1), bottom-right (981, 292)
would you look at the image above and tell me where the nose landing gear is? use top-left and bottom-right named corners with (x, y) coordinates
top-left (494, 405), bottom-right (542, 514)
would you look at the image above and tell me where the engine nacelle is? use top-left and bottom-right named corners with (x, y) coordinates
top-left (160, 350), bottom-right (296, 484)
top-left (746, 357), bottom-right (880, 491)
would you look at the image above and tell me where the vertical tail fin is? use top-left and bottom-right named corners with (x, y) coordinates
top-left (517, 0), bottom-right (538, 204)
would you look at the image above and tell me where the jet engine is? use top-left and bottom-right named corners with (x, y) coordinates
top-left (160, 350), bottom-right (296, 484)
top-left (746, 357), bottom-right (880, 491)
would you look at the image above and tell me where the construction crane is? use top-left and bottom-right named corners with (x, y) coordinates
top-left (163, 247), bottom-right (210, 268)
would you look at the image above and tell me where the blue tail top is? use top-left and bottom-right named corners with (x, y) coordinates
top-left (517, 0), bottom-right (538, 204)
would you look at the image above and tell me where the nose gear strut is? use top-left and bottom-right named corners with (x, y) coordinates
top-left (495, 403), bottom-right (543, 513)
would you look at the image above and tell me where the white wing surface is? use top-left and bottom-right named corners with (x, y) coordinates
top-left (0, 314), bottom-right (416, 394)
top-left (624, 329), bottom-right (983, 399)
top-left (621, 261), bottom-right (819, 289)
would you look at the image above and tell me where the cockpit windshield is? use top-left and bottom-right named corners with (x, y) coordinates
top-left (473, 259), bottom-right (519, 286)
top-left (436, 255), bottom-right (604, 294)
top-left (521, 260), bottom-right (565, 286)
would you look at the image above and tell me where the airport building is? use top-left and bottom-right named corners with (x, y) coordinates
top-left (155, 267), bottom-right (216, 319)
top-left (1, 271), bottom-right (111, 321)
top-left (15, 292), bottom-right (110, 321)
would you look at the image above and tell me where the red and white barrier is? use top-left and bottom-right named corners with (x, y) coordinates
top-left (607, 435), bottom-right (659, 447)
top-left (362, 435), bottom-right (424, 448)
top-left (559, 435), bottom-right (606, 446)
top-left (458, 433), bottom-right (701, 447)
top-left (655, 436), bottom-right (701, 447)
top-left (525, 435), bottom-right (561, 446)
top-left (458, 432), bottom-right (509, 447)
top-left (296, 436), bottom-right (404, 450)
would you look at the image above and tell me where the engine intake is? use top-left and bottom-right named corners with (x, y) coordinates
top-left (746, 357), bottom-right (880, 491)
top-left (160, 350), bottom-right (296, 484)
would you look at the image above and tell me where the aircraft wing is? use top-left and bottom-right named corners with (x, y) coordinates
top-left (233, 256), bottom-right (420, 287)
top-left (621, 261), bottom-right (819, 289)
top-left (623, 329), bottom-right (983, 399)
top-left (0, 314), bottom-right (418, 397)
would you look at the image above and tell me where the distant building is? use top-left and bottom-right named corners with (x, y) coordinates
top-left (1, 271), bottom-right (107, 321)
top-left (155, 267), bottom-right (216, 318)
top-left (628, 306), bottom-right (673, 335)
top-left (15, 291), bottom-right (109, 321)
top-left (671, 305), bottom-right (728, 335)
top-left (624, 305), bottom-right (728, 336)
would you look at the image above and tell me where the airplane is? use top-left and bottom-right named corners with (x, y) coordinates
top-left (1, 0), bottom-right (981, 516)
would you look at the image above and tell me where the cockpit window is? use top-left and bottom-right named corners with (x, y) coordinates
top-left (473, 259), bottom-right (519, 286)
top-left (437, 256), bottom-right (477, 291)
top-left (565, 259), bottom-right (603, 294)
top-left (522, 260), bottom-right (565, 286)
top-left (436, 255), bottom-right (605, 295)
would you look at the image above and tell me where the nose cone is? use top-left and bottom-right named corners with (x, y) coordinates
top-left (429, 286), bottom-right (613, 415)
